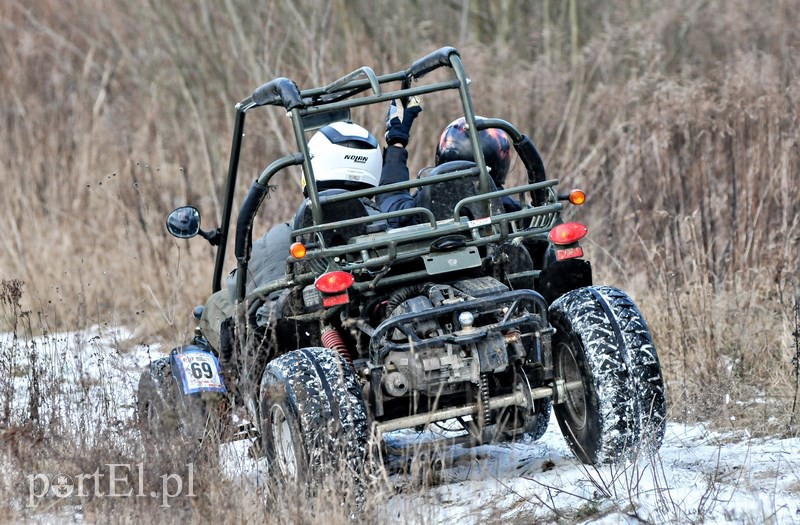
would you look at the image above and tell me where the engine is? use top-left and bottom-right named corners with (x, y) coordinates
top-left (376, 277), bottom-right (528, 401)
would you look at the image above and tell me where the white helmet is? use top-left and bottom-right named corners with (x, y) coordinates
top-left (304, 122), bottom-right (382, 194)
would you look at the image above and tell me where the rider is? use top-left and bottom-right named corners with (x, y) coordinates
top-left (376, 100), bottom-right (521, 227)
top-left (229, 121), bottom-right (383, 299)
top-left (199, 121), bottom-right (383, 356)
top-left (434, 116), bottom-right (519, 213)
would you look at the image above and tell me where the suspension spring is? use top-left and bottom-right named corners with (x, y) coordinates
top-left (321, 327), bottom-right (353, 367)
top-left (479, 373), bottom-right (491, 428)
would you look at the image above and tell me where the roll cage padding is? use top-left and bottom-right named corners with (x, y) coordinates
top-left (251, 77), bottom-right (305, 110)
top-left (405, 46), bottom-right (460, 82)
top-left (235, 181), bottom-right (270, 264)
top-left (514, 135), bottom-right (548, 205)
top-left (474, 118), bottom-right (549, 206)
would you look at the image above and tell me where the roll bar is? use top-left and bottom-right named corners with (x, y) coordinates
top-left (212, 46), bottom-right (543, 298)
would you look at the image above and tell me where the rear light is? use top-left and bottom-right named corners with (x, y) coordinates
top-left (314, 271), bottom-right (355, 294)
top-left (322, 294), bottom-right (349, 308)
top-left (548, 222), bottom-right (588, 246)
top-left (568, 189), bottom-right (586, 205)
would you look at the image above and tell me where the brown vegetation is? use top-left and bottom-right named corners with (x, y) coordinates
top-left (1, 1), bottom-right (799, 519)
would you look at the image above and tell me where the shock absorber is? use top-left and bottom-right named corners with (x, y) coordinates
top-left (321, 326), bottom-right (353, 366)
top-left (479, 373), bottom-right (491, 429)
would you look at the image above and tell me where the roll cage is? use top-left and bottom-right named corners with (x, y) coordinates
top-left (211, 47), bottom-right (560, 307)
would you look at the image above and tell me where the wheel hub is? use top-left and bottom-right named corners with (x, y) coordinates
top-left (269, 404), bottom-right (298, 479)
top-left (556, 341), bottom-right (587, 430)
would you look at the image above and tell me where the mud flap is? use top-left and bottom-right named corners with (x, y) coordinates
top-left (538, 258), bottom-right (592, 305)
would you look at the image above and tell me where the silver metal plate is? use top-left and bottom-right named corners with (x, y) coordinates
top-left (423, 247), bottom-right (481, 275)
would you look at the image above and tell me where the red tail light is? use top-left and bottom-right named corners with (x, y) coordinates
top-left (315, 271), bottom-right (355, 294)
top-left (548, 222), bottom-right (588, 245)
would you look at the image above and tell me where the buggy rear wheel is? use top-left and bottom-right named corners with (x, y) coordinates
top-left (549, 286), bottom-right (666, 464)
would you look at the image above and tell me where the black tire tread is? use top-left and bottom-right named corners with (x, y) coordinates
top-left (550, 289), bottom-right (636, 463)
top-left (261, 347), bottom-right (369, 480)
top-left (592, 286), bottom-right (667, 448)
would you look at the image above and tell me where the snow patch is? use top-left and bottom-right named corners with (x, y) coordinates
top-left (4, 328), bottom-right (800, 524)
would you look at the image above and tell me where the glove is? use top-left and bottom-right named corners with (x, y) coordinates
top-left (385, 96), bottom-right (422, 147)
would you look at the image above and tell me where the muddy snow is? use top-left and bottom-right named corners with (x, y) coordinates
top-left (3, 327), bottom-right (799, 524)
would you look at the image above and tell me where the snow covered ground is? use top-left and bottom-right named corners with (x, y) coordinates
top-left (4, 327), bottom-right (800, 524)
top-left (376, 421), bottom-right (800, 524)
top-left (220, 419), bottom-right (800, 524)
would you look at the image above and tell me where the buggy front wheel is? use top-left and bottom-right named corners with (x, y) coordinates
top-left (136, 356), bottom-right (222, 467)
top-left (259, 347), bottom-right (369, 488)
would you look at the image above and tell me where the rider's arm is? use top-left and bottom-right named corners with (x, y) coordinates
top-left (376, 98), bottom-right (422, 228)
top-left (375, 145), bottom-right (415, 227)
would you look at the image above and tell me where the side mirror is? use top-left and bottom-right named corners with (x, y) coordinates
top-left (166, 206), bottom-right (201, 239)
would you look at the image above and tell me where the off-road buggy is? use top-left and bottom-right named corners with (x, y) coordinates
top-left (137, 47), bottom-right (666, 485)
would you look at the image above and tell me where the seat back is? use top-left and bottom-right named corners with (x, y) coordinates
top-left (292, 188), bottom-right (370, 247)
top-left (414, 161), bottom-right (504, 221)
top-left (291, 188), bottom-right (375, 275)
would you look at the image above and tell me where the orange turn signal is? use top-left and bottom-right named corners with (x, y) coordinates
top-left (290, 242), bottom-right (307, 259)
top-left (569, 189), bottom-right (586, 205)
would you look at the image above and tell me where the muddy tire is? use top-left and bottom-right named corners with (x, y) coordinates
top-left (137, 356), bottom-right (221, 467)
top-left (259, 347), bottom-right (369, 488)
top-left (549, 286), bottom-right (666, 464)
top-left (520, 397), bottom-right (552, 441)
top-left (597, 287), bottom-right (667, 447)
top-left (497, 369), bottom-right (552, 442)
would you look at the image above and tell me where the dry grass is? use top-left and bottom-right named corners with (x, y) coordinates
top-left (0, 280), bottom-right (394, 524)
top-left (2, 0), bottom-right (800, 521)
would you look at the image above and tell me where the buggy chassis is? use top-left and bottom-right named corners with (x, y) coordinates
top-left (139, 47), bottom-right (666, 481)
top-left (226, 47), bottom-right (568, 440)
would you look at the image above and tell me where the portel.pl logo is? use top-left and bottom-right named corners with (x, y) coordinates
top-left (27, 463), bottom-right (195, 508)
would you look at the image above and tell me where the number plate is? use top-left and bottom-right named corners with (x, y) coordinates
top-left (555, 246), bottom-right (584, 261)
top-left (172, 349), bottom-right (227, 394)
top-left (423, 246), bottom-right (481, 275)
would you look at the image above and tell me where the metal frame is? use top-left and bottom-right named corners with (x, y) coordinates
top-left (213, 48), bottom-right (561, 311)
top-left (196, 47), bottom-right (591, 444)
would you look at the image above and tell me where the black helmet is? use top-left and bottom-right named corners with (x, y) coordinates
top-left (434, 117), bottom-right (513, 186)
